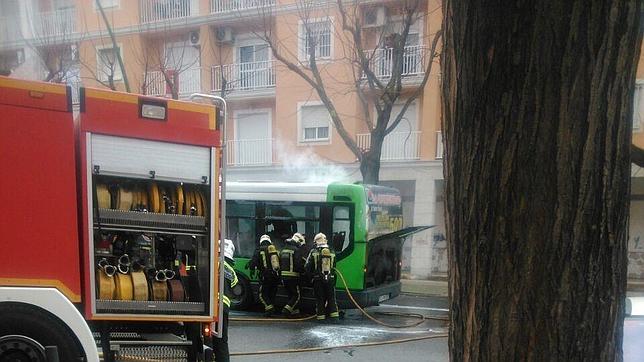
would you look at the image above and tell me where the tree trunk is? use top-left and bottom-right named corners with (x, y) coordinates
top-left (361, 129), bottom-right (386, 184)
top-left (442, 1), bottom-right (641, 361)
top-left (360, 151), bottom-right (382, 185)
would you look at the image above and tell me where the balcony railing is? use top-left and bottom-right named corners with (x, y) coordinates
top-left (0, 16), bottom-right (21, 42)
top-left (366, 45), bottom-right (426, 80)
top-left (211, 0), bottom-right (275, 13)
top-left (226, 138), bottom-right (274, 166)
top-left (35, 8), bottom-right (77, 37)
top-left (356, 131), bottom-right (421, 161)
top-left (144, 67), bottom-right (201, 98)
top-left (140, 0), bottom-right (197, 24)
top-left (436, 131), bottom-right (443, 159)
top-left (211, 60), bottom-right (275, 95)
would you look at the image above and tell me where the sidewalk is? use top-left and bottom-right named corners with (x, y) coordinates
top-left (401, 279), bottom-right (644, 298)
top-left (401, 279), bottom-right (448, 297)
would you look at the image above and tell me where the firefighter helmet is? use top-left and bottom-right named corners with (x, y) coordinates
top-left (314, 233), bottom-right (327, 246)
top-left (259, 234), bottom-right (272, 244)
top-left (289, 232), bottom-right (305, 246)
top-left (223, 239), bottom-right (235, 261)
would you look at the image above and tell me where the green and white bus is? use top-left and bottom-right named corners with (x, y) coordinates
top-left (225, 181), bottom-right (431, 310)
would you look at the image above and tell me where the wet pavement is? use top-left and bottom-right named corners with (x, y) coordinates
top-left (228, 294), bottom-right (449, 361)
top-left (228, 294), bottom-right (644, 361)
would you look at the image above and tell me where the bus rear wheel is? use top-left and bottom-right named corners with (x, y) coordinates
top-left (230, 274), bottom-right (253, 310)
top-left (0, 303), bottom-right (85, 362)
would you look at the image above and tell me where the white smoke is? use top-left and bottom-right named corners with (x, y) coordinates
top-left (274, 141), bottom-right (352, 184)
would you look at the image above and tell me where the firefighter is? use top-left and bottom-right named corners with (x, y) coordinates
top-left (248, 234), bottom-right (281, 316)
top-left (210, 239), bottom-right (237, 362)
top-left (305, 233), bottom-right (340, 322)
top-left (279, 232), bottom-right (306, 315)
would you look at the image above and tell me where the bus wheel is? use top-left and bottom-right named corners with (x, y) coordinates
top-left (0, 303), bottom-right (85, 362)
top-left (230, 274), bottom-right (253, 310)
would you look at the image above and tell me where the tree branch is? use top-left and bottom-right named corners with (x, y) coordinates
top-left (385, 28), bottom-right (442, 135)
top-left (96, 0), bottom-right (130, 92)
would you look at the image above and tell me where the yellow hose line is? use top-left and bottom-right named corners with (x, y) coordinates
top-left (334, 268), bottom-right (442, 328)
top-left (230, 333), bottom-right (448, 356)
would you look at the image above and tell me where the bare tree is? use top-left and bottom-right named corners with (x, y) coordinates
top-left (442, 0), bottom-right (641, 360)
top-left (250, 0), bottom-right (441, 184)
top-left (95, 0), bottom-right (130, 92)
top-left (75, 1), bottom-right (130, 91)
top-left (13, 3), bottom-right (81, 84)
top-left (149, 34), bottom-right (200, 100)
top-left (132, 21), bottom-right (201, 100)
top-left (80, 35), bottom-right (122, 91)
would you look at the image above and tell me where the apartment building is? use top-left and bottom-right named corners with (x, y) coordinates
top-left (3, 0), bottom-right (644, 282)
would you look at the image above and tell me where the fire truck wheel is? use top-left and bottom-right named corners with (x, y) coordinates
top-left (0, 303), bottom-right (85, 362)
top-left (230, 274), bottom-right (253, 310)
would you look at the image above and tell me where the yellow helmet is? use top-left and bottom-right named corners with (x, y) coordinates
top-left (314, 233), bottom-right (327, 246)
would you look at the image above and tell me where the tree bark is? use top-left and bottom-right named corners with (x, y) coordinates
top-left (442, 1), bottom-right (641, 361)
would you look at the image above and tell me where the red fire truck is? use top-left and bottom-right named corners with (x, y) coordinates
top-left (0, 77), bottom-right (225, 361)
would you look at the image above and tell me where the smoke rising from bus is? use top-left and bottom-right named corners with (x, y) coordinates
top-left (275, 141), bottom-right (351, 183)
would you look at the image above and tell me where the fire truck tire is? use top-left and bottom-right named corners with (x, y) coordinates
top-left (0, 303), bottom-right (85, 362)
top-left (230, 274), bottom-right (253, 310)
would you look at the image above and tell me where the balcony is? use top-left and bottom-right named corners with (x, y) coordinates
top-left (140, 0), bottom-right (198, 24)
top-left (436, 131), bottom-right (443, 159)
top-left (356, 131), bottom-right (421, 161)
top-left (365, 45), bottom-right (427, 84)
top-left (34, 8), bottom-right (77, 38)
top-left (211, 0), bottom-right (275, 14)
top-left (226, 138), bottom-right (274, 166)
top-left (144, 67), bottom-right (201, 98)
top-left (211, 60), bottom-right (275, 98)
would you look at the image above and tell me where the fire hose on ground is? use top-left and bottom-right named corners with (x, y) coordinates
top-left (228, 268), bottom-right (449, 356)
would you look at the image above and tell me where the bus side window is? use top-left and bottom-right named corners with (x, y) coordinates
top-left (228, 218), bottom-right (255, 258)
top-left (227, 201), bottom-right (256, 258)
top-left (333, 206), bottom-right (351, 252)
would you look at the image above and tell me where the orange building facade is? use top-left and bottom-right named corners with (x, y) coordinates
top-left (2, 0), bottom-right (643, 281)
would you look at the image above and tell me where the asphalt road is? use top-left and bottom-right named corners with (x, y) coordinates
top-left (228, 293), bottom-right (644, 361)
top-left (227, 294), bottom-right (449, 361)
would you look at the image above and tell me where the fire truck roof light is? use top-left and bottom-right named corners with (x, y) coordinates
top-left (141, 102), bottom-right (166, 120)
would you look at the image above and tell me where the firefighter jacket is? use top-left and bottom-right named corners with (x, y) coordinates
top-left (249, 242), bottom-right (280, 276)
top-left (305, 245), bottom-right (336, 281)
top-left (280, 242), bottom-right (306, 278)
top-left (222, 260), bottom-right (238, 308)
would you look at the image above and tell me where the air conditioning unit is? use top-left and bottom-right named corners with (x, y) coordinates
top-left (215, 27), bottom-right (234, 43)
top-left (363, 6), bottom-right (387, 28)
top-left (189, 31), bottom-right (200, 46)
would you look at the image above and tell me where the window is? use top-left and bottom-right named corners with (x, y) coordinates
top-left (226, 201), bottom-right (257, 258)
top-left (634, 81), bottom-right (644, 130)
top-left (265, 204), bottom-right (321, 249)
top-left (97, 46), bottom-right (122, 82)
top-left (332, 206), bottom-right (351, 253)
top-left (299, 104), bottom-right (331, 142)
top-left (299, 18), bottom-right (332, 61)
